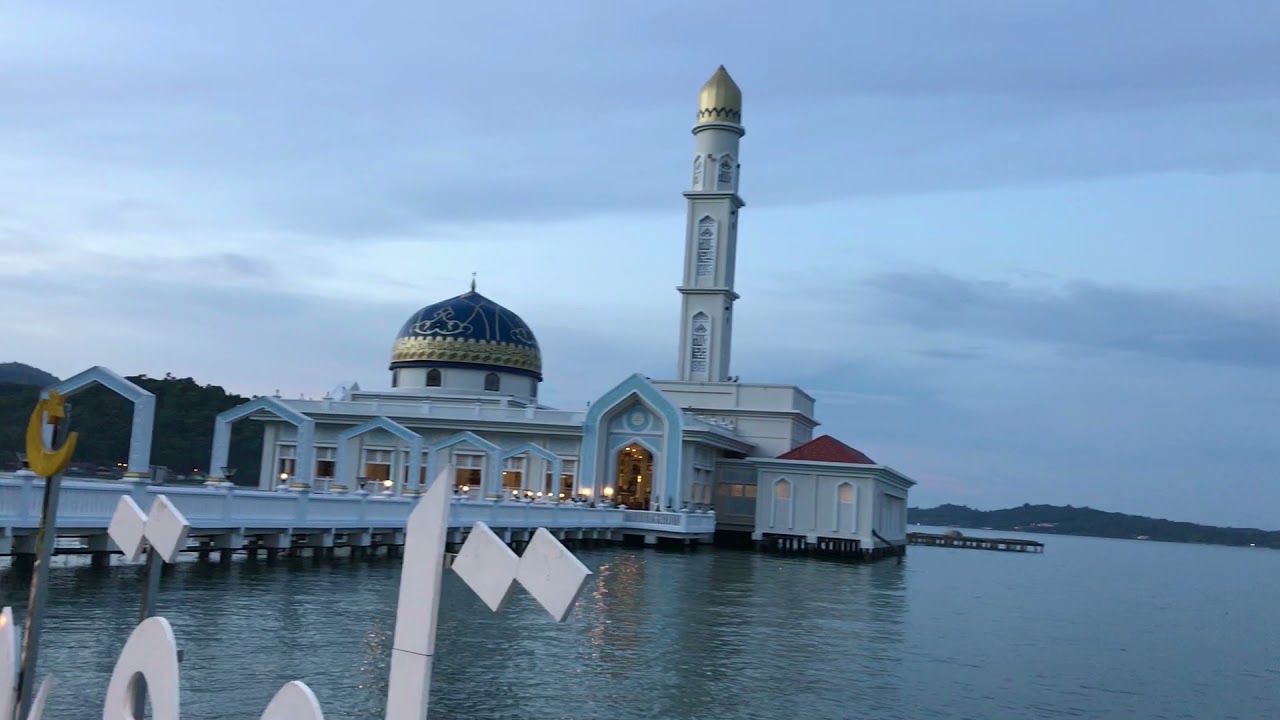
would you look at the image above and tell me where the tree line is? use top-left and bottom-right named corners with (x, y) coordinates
top-left (909, 503), bottom-right (1280, 549)
top-left (0, 372), bottom-right (262, 483)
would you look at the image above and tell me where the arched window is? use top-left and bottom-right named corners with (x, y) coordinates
top-left (689, 312), bottom-right (710, 377)
top-left (835, 482), bottom-right (855, 533)
top-left (692, 155), bottom-right (704, 190)
top-left (771, 478), bottom-right (793, 529)
top-left (695, 216), bottom-right (717, 279)
top-left (426, 369), bottom-right (442, 387)
top-left (484, 372), bottom-right (500, 392)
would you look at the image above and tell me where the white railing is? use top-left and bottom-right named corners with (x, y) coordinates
top-left (621, 509), bottom-right (718, 534)
top-left (284, 398), bottom-right (587, 426)
top-left (0, 476), bottom-right (716, 536)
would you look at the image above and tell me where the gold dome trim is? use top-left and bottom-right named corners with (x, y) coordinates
top-left (697, 65), bottom-right (742, 125)
top-left (391, 336), bottom-right (542, 375)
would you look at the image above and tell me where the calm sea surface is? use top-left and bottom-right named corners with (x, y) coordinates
top-left (2, 528), bottom-right (1278, 719)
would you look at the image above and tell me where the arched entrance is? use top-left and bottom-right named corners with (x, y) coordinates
top-left (614, 444), bottom-right (653, 510)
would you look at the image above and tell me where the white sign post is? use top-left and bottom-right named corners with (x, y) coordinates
top-left (385, 469), bottom-right (592, 720)
top-left (108, 495), bottom-right (192, 718)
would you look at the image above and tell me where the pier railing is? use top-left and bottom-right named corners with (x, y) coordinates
top-left (0, 475), bottom-right (715, 538)
top-left (622, 509), bottom-right (718, 535)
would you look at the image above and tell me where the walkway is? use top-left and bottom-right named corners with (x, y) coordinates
top-left (0, 474), bottom-right (717, 555)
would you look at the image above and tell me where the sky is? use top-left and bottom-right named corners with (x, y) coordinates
top-left (1, 1), bottom-right (1277, 528)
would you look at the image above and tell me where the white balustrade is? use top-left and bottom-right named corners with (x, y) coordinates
top-left (0, 477), bottom-right (717, 539)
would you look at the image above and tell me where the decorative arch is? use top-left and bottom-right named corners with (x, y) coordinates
top-left (426, 431), bottom-right (501, 494)
top-left (208, 396), bottom-right (315, 487)
top-left (581, 374), bottom-right (683, 509)
top-left (607, 434), bottom-right (661, 457)
top-left (692, 155), bottom-right (704, 190)
top-left (689, 311), bottom-right (711, 378)
top-left (45, 366), bottom-right (156, 478)
top-left (426, 368), bottom-right (442, 387)
top-left (716, 153), bottom-right (735, 189)
top-left (498, 442), bottom-right (563, 494)
top-left (771, 477), bottom-right (794, 529)
top-left (484, 372), bottom-right (500, 392)
top-left (695, 216), bottom-right (717, 280)
top-left (333, 417), bottom-right (424, 494)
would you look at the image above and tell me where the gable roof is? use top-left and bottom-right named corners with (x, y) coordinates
top-left (776, 435), bottom-right (875, 465)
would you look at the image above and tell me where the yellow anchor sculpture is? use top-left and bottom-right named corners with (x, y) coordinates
top-left (24, 389), bottom-right (79, 478)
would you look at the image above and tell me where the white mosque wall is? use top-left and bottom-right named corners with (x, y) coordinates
top-left (392, 366), bottom-right (537, 398)
top-left (653, 380), bottom-right (816, 417)
top-left (653, 380), bottom-right (817, 457)
top-left (257, 420), bottom-right (586, 496)
top-left (679, 441), bottom-right (719, 509)
top-left (748, 461), bottom-right (911, 547)
top-left (712, 459), bottom-right (758, 531)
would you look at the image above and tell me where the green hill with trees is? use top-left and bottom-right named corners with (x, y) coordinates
top-left (909, 503), bottom-right (1280, 549)
top-left (0, 365), bottom-right (262, 483)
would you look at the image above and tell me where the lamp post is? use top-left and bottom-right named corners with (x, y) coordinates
top-left (14, 391), bottom-right (79, 720)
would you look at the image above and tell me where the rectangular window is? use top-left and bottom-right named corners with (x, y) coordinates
top-left (503, 456), bottom-right (525, 493)
top-left (315, 446), bottom-right (336, 479)
top-left (454, 452), bottom-right (484, 489)
top-left (363, 448), bottom-right (392, 485)
top-left (546, 458), bottom-right (577, 499)
top-left (276, 444), bottom-right (296, 480)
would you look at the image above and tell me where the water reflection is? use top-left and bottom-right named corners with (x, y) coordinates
top-left (3, 537), bottom-right (1279, 720)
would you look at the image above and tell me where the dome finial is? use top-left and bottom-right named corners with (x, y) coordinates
top-left (470, 272), bottom-right (476, 293)
top-left (697, 65), bottom-right (742, 125)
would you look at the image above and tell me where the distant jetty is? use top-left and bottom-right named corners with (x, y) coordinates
top-left (907, 530), bottom-right (1044, 553)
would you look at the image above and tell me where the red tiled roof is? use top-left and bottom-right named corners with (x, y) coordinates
top-left (776, 435), bottom-right (875, 465)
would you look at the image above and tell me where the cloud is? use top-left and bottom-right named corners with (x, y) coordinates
top-left (862, 271), bottom-right (1280, 369)
top-left (1, 1), bottom-right (1278, 529)
top-left (3, 1), bottom-right (1280, 239)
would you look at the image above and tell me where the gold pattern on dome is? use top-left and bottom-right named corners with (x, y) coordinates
top-left (391, 336), bottom-right (542, 374)
top-left (411, 307), bottom-right (472, 336)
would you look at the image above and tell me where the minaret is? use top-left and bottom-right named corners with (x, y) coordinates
top-left (677, 65), bottom-right (745, 383)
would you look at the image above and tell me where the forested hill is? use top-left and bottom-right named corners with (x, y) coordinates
top-left (0, 367), bottom-right (262, 483)
top-left (0, 362), bottom-right (58, 387)
top-left (909, 503), bottom-right (1280, 549)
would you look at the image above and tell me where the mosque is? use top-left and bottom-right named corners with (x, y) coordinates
top-left (213, 66), bottom-right (914, 549)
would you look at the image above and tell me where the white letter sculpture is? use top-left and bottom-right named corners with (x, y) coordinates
top-left (107, 495), bottom-right (191, 564)
top-left (0, 467), bottom-right (591, 719)
top-left (385, 470), bottom-right (593, 720)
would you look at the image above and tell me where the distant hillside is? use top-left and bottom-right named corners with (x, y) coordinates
top-left (0, 362), bottom-right (57, 387)
top-left (0, 373), bottom-right (262, 483)
top-left (909, 503), bottom-right (1280, 549)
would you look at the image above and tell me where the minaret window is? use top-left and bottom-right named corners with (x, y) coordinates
top-left (696, 216), bottom-right (717, 278)
top-left (426, 369), bottom-right (442, 387)
top-left (484, 372), bottom-right (500, 392)
top-left (716, 155), bottom-right (735, 189)
top-left (692, 156), bottom-right (704, 190)
top-left (690, 312), bottom-right (710, 376)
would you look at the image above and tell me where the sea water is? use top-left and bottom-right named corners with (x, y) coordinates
top-left (2, 528), bottom-right (1277, 719)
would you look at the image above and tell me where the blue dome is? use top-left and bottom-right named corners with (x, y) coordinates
top-left (389, 290), bottom-right (542, 380)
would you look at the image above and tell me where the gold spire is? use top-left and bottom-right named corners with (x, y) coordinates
top-left (697, 65), bottom-right (742, 125)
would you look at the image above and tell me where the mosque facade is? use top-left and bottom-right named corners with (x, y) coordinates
top-left (228, 67), bottom-right (915, 548)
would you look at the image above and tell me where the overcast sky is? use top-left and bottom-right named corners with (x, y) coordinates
top-left (2, 1), bottom-right (1277, 527)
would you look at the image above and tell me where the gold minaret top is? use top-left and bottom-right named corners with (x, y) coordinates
top-left (697, 65), bottom-right (742, 125)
